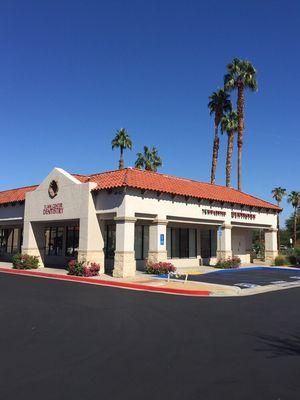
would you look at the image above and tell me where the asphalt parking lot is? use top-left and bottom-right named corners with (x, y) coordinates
top-left (1, 272), bottom-right (300, 400)
top-left (186, 267), bottom-right (300, 289)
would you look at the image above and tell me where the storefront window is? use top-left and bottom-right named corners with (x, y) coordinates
top-left (134, 225), bottom-right (149, 260)
top-left (189, 229), bottom-right (197, 258)
top-left (12, 229), bottom-right (20, 253)
top-left (0, 229), bottom-right (8, 254)
top-left (200, 229), bottom-right (216, 258)
top-left (167, 227), bottom-right (197, 259)
top-left (105, 224), bottom-right (116, 259)
top-left (66, 226), bottom-right (79, 257)
top-left (0, 228), bottom-right (20, 254)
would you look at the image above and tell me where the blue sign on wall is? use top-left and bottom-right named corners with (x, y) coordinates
top-left (160, 234), bottom-right (165, 245)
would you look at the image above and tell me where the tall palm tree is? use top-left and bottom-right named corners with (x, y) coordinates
top-left (287, 191), bottom-right (300, 247)
top-left (135, 146), bottom-right (162, 172)
top-left (208, 89), bottom-right (232, 185)
top-left (271, 187), bottom-right (287, 250)
top-left (224, 58), bottom-right (258, 191)
top-left (111, 128), bottom-right (133, 170)
top-left (220, 110), bottom-right (238, 188)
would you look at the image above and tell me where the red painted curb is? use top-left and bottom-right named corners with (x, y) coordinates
top-left (0, 267), bottom-right (211, 297)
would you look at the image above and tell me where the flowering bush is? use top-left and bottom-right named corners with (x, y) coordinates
top-left (67, 260), bottom-right (100, 277)
top-left (215, 256), bottom-right (241, 269)
top-left (12, 253), bottom-right (39, 269)
top-left (145, 261), bottom-right (176, 275)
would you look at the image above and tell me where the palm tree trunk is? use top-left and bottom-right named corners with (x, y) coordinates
top-left (210, 122), bottom-right (219, 184)
top-left (226, 131), bottom-right (234, 187)
top-left (119, 147), bottom-right (124, 169)
top-left (294, 208), bottom-right (297, 247)
top-left (237, 84), bottom-right (244, 191)
top-left (277, 202), bottom-right (280, 251)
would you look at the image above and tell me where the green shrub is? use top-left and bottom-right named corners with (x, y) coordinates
top-left (215, 256), bottom-right (241, 269)
top-left (12, 253), bottom-right (39, 269)
top-left (288, 247), bottom-right (300, 267)
top-left (286, 248), bottom-right (300, 266)
top-left (274, 255), bottom-right (288, 266)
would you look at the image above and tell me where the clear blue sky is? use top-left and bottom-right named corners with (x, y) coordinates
top-left (0, 0), bottom-right (299, 224)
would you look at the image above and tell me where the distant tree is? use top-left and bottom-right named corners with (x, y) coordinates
top-left (208, 89), bottom-right (232, 184)
top-left (285, 212), bottom-right (300, 246)
top-left (135, 146), bottom-right (162, 172)
top-left (224, 58), bottom-right (258, 190)
top-left (271, 187), bottom-right (287, 250)
top-left (220, 110), bottom-right (238, 187)
top-left (287, 191), bottom-right (300, 247)
top-left (111, 128), bottom-right (133, 170)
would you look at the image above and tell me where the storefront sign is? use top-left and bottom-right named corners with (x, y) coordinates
top-left (160, 234), bottom-right (165, 245)
top-left (231, 211), bottom-right (256, 220)
top-left (202, 209), bottom-right (226, 217)
top-left (43, 203), bottom-right (64, 215)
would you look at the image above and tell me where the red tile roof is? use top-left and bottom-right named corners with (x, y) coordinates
top-left (0, 185), bottom-right (38, 205)
top-left (0, 168), bottom-right (280, 211)
top-left (89, 168), bottom-right (280, 211)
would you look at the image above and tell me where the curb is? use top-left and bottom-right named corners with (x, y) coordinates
top-left (0, 267), bottom-right (211, 297)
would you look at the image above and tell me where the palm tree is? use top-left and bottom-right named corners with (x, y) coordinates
top-left (220, 110), bottom-right (238, 188)
top-left (271, 187), bottom-right (287, 250)
top-left (208, 89), bottom-right (232, 185)
top-left (135, 146), bottom-right (162, 172)
top-left (224, 58), bottom-right (258, 191)
top-left (111, 128), bottom-right (133, 170)
top-left (287, 191), bottom-right (300, 247)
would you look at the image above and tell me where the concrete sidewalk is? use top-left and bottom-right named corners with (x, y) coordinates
top-left (1, 262), bottom-right (299, 297)
top-left (0, 263), bottom-right (214, 297)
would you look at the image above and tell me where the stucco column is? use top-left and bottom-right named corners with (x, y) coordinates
top-left (265, 228), bottom-right (278, 263)
top-left (78, 216), bottom-right (105, 273)
top-left (113, 216), bottom-right (136, 278)
top-left (22, 221), bottom-right (45, 268)
top-left (148, 219), bottom-right (168, 264)
top-left (77, 182), bottom-right (105, 273)
top-left (216, 224), bottom-right (232, 260)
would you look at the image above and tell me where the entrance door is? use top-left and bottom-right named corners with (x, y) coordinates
top-left (44, 226), bottom-right (65, 268)
top-left (44, 225), bottom-right (79, 269)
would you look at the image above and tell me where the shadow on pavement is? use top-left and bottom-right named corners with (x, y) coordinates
top-left (253, 332), bottom-right (300, 358)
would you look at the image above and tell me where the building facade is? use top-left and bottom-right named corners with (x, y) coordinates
top-left (0, 168), bottom-right (279, 277)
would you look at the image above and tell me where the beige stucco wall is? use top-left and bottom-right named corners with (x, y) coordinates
top-left (232, 228), bottom-right (252, 263)
top-left (22, 168), bottom-right (105, 268)
top-left (122, 189), bottom-right (278, 229)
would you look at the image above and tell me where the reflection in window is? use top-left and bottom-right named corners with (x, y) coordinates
top-left (0, 228), bottom-right (21, 254)
top-left (66, 226), bottom-right (79, 257)
top-left (45, 227), bottom-right (64, 256)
